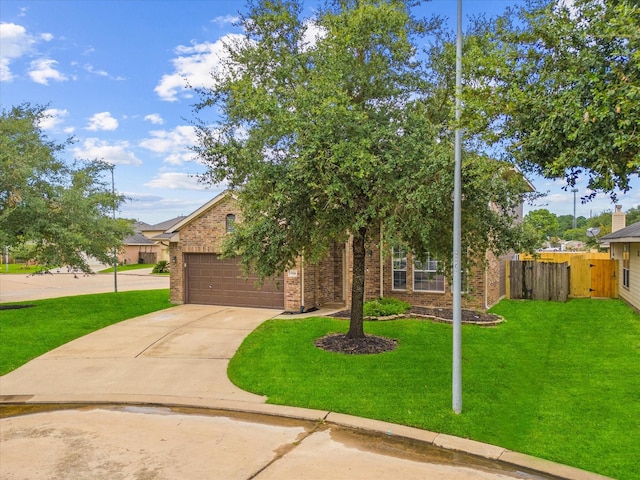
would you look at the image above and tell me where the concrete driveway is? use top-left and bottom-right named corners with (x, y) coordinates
top-left (0, 300), bottom-right (611, 479)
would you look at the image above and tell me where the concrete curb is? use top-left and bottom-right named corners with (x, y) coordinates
top-left (0, 395), bottom-right (613, 480)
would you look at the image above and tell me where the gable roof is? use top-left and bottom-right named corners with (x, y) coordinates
top-left (123, 233), bottom-right (157, 245)
top-left (600, 221), bottom-right (640, 243)
top-left (143, 216), bottom-right (186, 232)
top-left (132, 221), bottom-right (152, 233)
top-left (163, 191), bottom-right (231, 238)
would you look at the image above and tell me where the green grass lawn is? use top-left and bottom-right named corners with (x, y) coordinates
top-left (0, 264), bottom-right (42, 274)
top-left (229, 298), bottom-right (640, 480)
top-left (0, 289), bottom-right (172, 375)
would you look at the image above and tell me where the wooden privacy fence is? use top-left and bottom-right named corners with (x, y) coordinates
top-left (507, 253), bottom-right (618, 301)
top-left (508, 261), bottom-right (569, 301)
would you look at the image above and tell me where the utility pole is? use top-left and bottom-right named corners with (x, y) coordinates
top-left (452, 0), bottom-right (463, 414)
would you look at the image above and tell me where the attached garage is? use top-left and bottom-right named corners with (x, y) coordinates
top-left (184, 253), bottom-right (284, 309)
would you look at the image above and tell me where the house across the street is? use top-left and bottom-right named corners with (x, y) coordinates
top-left (119, 217), bottom-right (185, 265)
top-left (163, 192), bottom-right (518, 312)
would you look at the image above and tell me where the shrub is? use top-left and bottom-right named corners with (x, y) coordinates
top-left (152, 260), bottom-right (169, 274)
top-left (363, 297), bottom-right (411, 318)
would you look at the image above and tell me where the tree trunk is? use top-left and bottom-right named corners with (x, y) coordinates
top-left (348, 226), bottom-right (367, 339)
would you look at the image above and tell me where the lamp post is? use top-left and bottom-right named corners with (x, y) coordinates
top-left (452, 0), bottom-right (463, 414)
top-left (109, 164), bottom-right (118, 293)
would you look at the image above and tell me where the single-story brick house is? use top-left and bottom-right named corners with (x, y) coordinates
top-left (164, 191), bottom-right (515, 312)
top-left (601, 214), bottom-right (640, 313)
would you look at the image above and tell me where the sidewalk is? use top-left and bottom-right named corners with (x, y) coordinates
top-left (0, 292), bottom-right (612, 478)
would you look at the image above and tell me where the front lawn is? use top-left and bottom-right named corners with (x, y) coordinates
top-left (228, 299), bottom-right (640, 480)
top-left (0, 289), bottom-right (172, 375)
top-left (0, 264), bottom-right (42, 274)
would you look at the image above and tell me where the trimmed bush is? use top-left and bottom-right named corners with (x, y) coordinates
top-left (363, 297), bottom-right (411, 317)
top-left (152, 260), bottom-right (169, 274)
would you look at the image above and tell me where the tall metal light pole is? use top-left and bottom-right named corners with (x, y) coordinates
top-left (110, 164), bottom-right (118, 293)
top-left (452, 0), bottom-right (463, 414)
top-left (572, 188), bottom-right (578, 229)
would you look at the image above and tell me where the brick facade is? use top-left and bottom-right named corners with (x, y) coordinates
top-left (169, 195), bottom-right (242, 306)
top-left (169, 193), bottom-right (506, 312)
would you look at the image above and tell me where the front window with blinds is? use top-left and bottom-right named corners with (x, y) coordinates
top-left (623, 243), bottom-right (630, 289)
top-left (392, 248), bottom-right (407, 290)
top-left (413, 254), bottom-right (445, 292)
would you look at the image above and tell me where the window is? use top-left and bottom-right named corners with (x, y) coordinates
top-left (392, 248), bottom-right (407, 290)
top-left (623, 243), bottom-right (630, 289)
top-left (413, 254), bottom-right (445, 292)
top-left (225, 214), bottom-right (236, 233)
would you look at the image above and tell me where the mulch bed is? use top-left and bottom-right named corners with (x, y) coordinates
top-left (317, 306), bottom-right (503, 354)
top-left (328, 306), bottom-right (503, 325)
top-left (315, 333), bottom-right (397, 355)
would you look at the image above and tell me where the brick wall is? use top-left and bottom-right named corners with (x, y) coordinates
top-left (170, 192), bottom-right (505, 311)
top-left (169, 196), bottom-right (244, 304)
top-left (343, 237), bottom-right (498, 311)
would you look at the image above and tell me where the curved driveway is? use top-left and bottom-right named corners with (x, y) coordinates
top-left (0, 284), bottom-right (611, 479)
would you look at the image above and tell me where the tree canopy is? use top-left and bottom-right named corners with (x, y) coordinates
top-left (0, 104), bottom-right (133, 272)
top-left (193, 0), bottom-right (532, 338)
top-left (462, 0), bottom-right (639, 199)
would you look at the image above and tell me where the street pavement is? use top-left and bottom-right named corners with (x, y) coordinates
top-left (0, 267), bottom-right (169, 303)
top-left (0, 273), bottom-right (612, 479)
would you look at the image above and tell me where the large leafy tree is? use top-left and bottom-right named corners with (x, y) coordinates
top-left (0, 104), bottom-right (133, 272)
top-left (523, 208), bottom-right (560, 247)
top-left (194, 0), bottom-right (532, 339)
top-left (462, 0), bottom-right (639, 199)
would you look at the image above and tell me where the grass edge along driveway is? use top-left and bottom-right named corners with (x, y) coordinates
top-left (0, 289), bottom-right (172, 375)
top-left (228, 298), bottom-right (639, 480)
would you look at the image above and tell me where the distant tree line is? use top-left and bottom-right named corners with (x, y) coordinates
top-left (523, 206), bottom-right (640, 249)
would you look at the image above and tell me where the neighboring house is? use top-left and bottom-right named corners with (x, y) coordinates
top-left (164, 191), bottom-right (516, 312)
top-left (601, 214), bottom-right (640, 313)
top-left (120, 221), bottom-right (157, 265)
top-left (142, 216), bottom-right (186, 263)
top-left (119, 217), bottom-right (186, 265)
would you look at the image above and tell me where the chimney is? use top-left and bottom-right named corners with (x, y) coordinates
top-left (611, 205), bottom-right (626, 233)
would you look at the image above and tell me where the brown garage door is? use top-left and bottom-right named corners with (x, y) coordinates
top-left (185, 254), bottom-right (284, 309)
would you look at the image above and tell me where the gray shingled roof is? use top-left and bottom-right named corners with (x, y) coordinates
top-left (600, 221), bottom-right (640, 242)
top-left (144, 216), bottom-right (186, 232)
top-left (123, 233), bottom-right (156, 245)
top-left (132, 221), bottom-right (152, 233)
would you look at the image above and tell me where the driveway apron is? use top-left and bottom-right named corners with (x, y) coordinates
top-left (0, 304), bottom-right (273, 405)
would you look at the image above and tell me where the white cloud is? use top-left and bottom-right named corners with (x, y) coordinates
top-left (144, 172), bottom-right (209, 190)
top-left (212, 14), bottom-right (239, 26)
top-left (0, 22), bottom-right (35, 81)
top-left (144, 113), bottom-right (164, 125)
top-left (73, 138), bottom-right (142, 166)
top-left (40, 32), bottom-right (54, 42)
top-left (155, 33), bottom-right (245, 102)
top-left (86, 111), bottom-right (118, 131)
top-left (139, 125), bottom-right (198, 165)
top-left (84, 64), bottom-right (108, 77)
top-left (28, 58), bottom-right (68, 84)
top-left (38, 108), bottom-right (69, 131)
top-left (83, 63), bottom-right (124, 80)
top-left (300, 20), bottom-right (326, 51)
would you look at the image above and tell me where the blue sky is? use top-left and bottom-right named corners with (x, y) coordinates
top-left (1, 0), bottom-right (638, 225)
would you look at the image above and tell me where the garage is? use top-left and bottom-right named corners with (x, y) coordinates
top-left (184, 254), bottom-right (284, 309)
